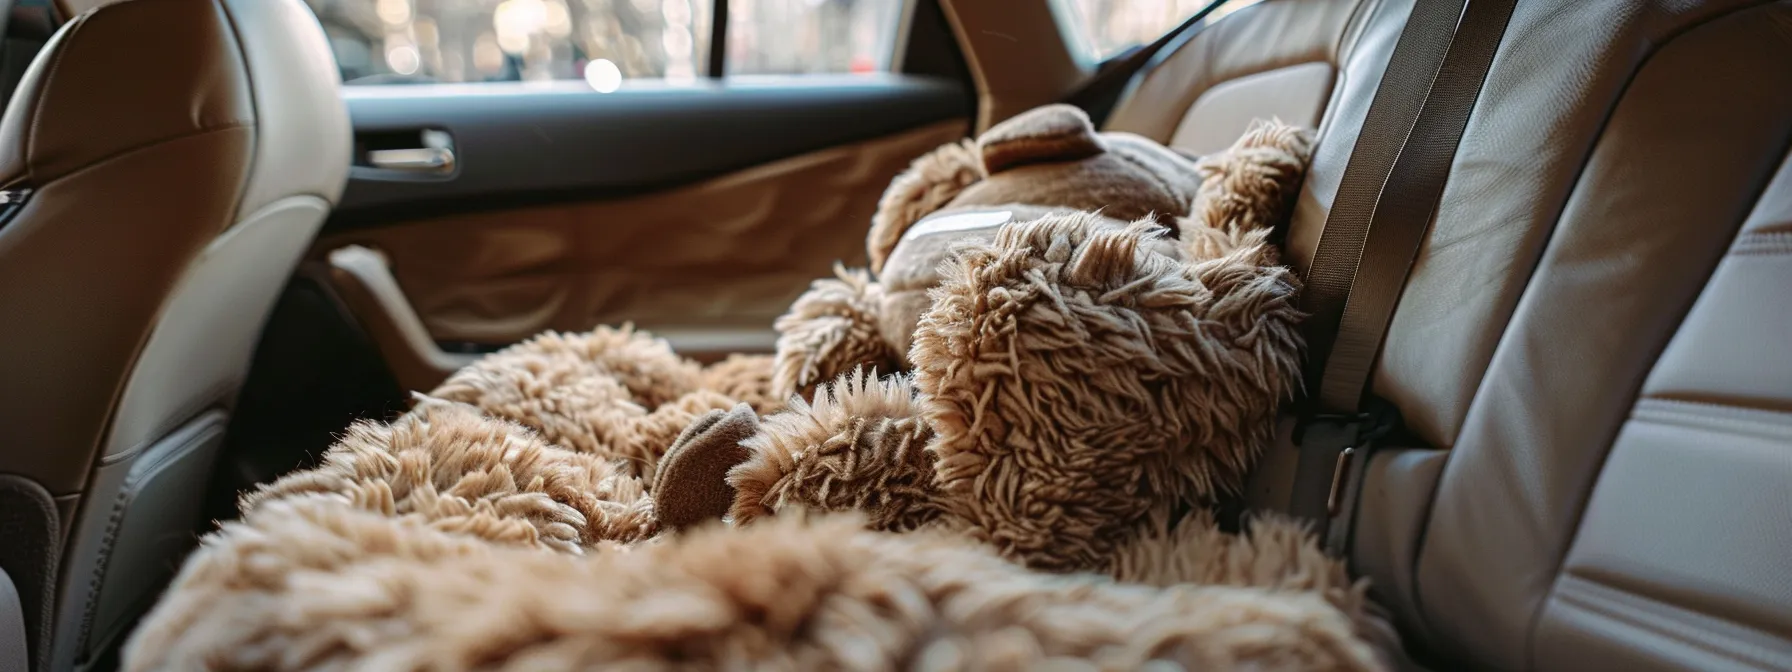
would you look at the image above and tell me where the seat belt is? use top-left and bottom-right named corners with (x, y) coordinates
top-left (1291, 0), bottom-right (1517, 557)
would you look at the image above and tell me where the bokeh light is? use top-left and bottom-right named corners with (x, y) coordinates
top-left (386, 44), bottom-right (421, 75)
top-left (584, 57), bottom-right (623, 92)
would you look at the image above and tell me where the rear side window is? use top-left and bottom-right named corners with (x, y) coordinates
top-left (1053, 0), bottom-right (1263, 62)
top-left (305, 0), bottom-right (904, 87)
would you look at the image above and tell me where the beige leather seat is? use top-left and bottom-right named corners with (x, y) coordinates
top-left (0, 0), bottom-right (349, 668)
top-left (1106, 0), bottom-right (1792, 669)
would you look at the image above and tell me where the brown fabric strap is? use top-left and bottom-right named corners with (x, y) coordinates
top-left (1291, 0), bottom-right (1518, 552)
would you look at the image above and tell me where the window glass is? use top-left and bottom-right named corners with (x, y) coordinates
top-left (306, 0), bottom-right (901, 86)
top-left (306, 0), bottom-right (713, 85)
top-left (1054, 0), bottom-right (1262, 62)
top-left (726, 0), bottom-right (904, 75)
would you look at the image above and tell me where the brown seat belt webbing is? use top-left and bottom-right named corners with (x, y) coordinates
top-left (1290, 0), bottom-right (1518, 557)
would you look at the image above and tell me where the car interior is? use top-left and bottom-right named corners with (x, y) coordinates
top-left (0, 0), bottom-right (1787, 669)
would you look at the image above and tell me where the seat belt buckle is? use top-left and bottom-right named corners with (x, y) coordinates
top-left (1293, 402), bottom-right (1400, 519)
top-left (1296, 412), bottom-right (1373, 516)
top-left (1327, 445), bottom-right (1358, 516)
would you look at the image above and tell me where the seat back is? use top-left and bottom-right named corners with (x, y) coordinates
top-left (0, 0), bottom-right (348, 667)
top-left (1104, 0), bottom-right (1373, 155)
top-left (1339, 2), bottom-right (1792, 669)
top-left (1111, 0), bottom-right (1792, 668)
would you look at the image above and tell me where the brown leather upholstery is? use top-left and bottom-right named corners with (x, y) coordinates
top-left (1113, 0), bottom-right (1792, 668)
top-left (0, 0), bottom-right (347, 667)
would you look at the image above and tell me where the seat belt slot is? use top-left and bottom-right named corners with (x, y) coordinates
top-left (1293, 403), bottom-right (1399, 557)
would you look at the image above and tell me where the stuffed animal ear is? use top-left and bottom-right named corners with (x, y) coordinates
top-left (977, 103), bottom-right (1108, 174)
top-left (652, 403), bottom-right (760, 531)
top-left (1189, 117), bottom-right (1314, 243)
top-left (867, 139), bottom-right (983, 274)
top-left (771, 266), bottom-right (901, 400)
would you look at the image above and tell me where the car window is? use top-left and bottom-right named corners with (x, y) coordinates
top-left (1053, 0), bottom-right (1263, 62)
top-left (305, 0), bottom-right (905, 86)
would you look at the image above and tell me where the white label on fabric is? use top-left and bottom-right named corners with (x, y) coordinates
top-left (901, 210), bottom-right (1014, 242)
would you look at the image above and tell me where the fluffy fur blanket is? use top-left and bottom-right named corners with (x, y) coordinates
top-left (122, 117), bottom-right (1400, 670)
top-left (125, 398), bottom-right (1384, 670)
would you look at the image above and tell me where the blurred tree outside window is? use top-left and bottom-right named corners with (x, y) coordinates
top-left (1054, 0), bottom-right (1262, 62)
top-left (305, 0), bottom-right (904, 87)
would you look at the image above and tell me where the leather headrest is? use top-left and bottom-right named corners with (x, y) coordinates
top-left (0, 0), bottom-right (254, 188)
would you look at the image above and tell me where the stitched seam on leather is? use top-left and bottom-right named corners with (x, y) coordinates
top-left (74, 418), bottom-right (226, 660)
top-left (74, 488), bottom-right (129, 657)
top-left (1551, 576), bottom-right (1789, 670)
top-left (1731, 230), bottom-right (1792, 255)
top-left (23, 11), bottom-right (87, 183)
top-left (98, 381), bottom-right (236, 466)
top-left (56, 122), bottom-right (254, 186)
top-left (211, 0), bottom-right (262, 220)
top-left (1512, 4), bottom-right (1789, 666)
top-left (1631, 398), bottom-right (1792, 440)
top-left (1334, 0), bottom-right (1385, 65)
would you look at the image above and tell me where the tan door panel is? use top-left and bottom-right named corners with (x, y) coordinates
top-left (316, 120), bottom-right (968, 363)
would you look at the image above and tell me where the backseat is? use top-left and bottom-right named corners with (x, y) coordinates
top-left (1101, 0), bottom-right (1792, 669)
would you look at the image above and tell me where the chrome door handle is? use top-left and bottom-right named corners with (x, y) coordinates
top-left (367, 147), bottom-right (455, 173)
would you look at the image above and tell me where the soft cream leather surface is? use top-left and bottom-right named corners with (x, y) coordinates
top-left (1114, 0), bottom-right (1792, 668)
top-left (1531, 107), bottom-right (1792, 672)
top-left (102, 198), bottom-right (334, 461)
top-left (220, 0), bottom-right (351, 217)
top-left (318, 120), bottom-right (967, 350)
top-left (1105, 0), bottom-right (1371, 145)
top-left (1168, 61), bottom-right (1334, 156)
top-left (1410, 3), bottom-right (1792, 668)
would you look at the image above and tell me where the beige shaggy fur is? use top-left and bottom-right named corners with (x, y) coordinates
top-left (916, 216), bottom-right (1302, 570)
top-left (429, 325), bottom-right (773, 478)
top-left (1185, 119), bottom-right (1316, 261)
top-left (729, 214), bottom-right (1304, 573)
top-left (770, 265), bottom-right (900, 401)
top-left (697, 353), bottom-right (781, 413)
top-left (243, 398), bottom-right (657, 554)
top-left (866, 138), bottom-right (982, 274)
top-left (127, 501), bottom-right (1384, 671)
top-left (729, 370), bottom-right (943, 531)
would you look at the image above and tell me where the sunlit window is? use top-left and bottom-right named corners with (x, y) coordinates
top-left (305, 0), bottom-right (903, 86)
top-left (1054, 0), bottom-right (1263, 62)
top-left (727, 0), bottom-right (904, 75)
